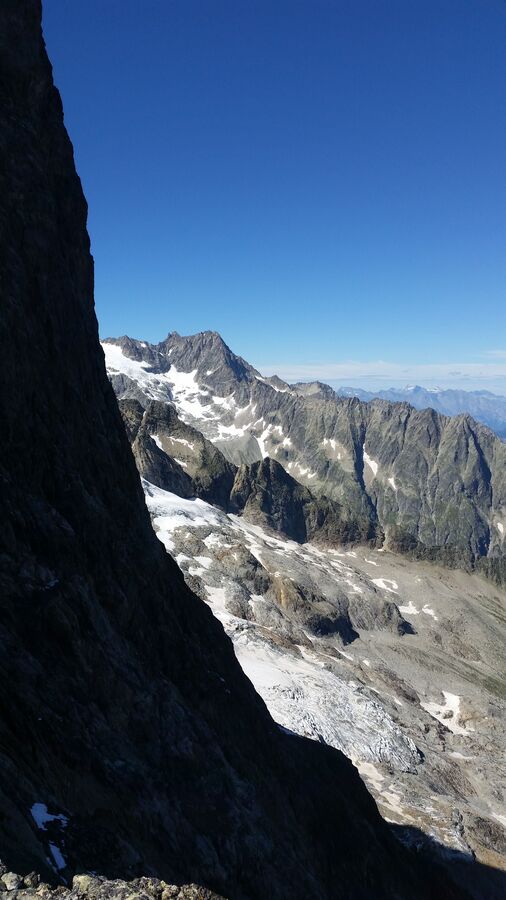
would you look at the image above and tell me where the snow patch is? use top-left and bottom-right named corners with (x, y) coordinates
top-left (169, 436), bottom-right (196, 450)
top-left (421, 691), bottom-right (471, 736)
top-left (31, 803), bottom-right (68, 831)
top-left (48, 843), bottom-right (66, 871)
top-left (398, 600), bottom-right (419, 615)
top-left (358, 762), bottom-right (384, 793)
top-left (143, 481), bottom-right (221, 552)
top-left (286, 460), bottom-right (318, 480)
top-left (363, 446), bottom-right (379, 477)
top-left (372, 578), bottom-right (398, 593)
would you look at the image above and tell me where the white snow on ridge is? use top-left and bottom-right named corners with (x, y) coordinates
top-left (48, 843), bottom-right (67, 871)
top-left (31, 803), bottom-right (68, 831)
top-left (286, 461), bottom-right (318, 480)
top-left (102, 343), bottom-right (229, 425)
top-left (363, 446), bottom-right (379, 477)
top-left (166, 366), bottom-right (214, 419)
top-left (102, 342), bottom-right (173, 401)
top-left (372, 578), bottom-right (398, 593)
top-left (323, 438), bottom-right (342, 460)
top-left (399, 595), bottom-right (437, 622)
top-left (399, 600), bottom-right (418, 615)
top-left (103, 343), bottom-right (210, 415)
top-left (255, 375), bottom-right (289, 393)
top-left (138, 485), bottom-right (428, 780)
top-left (212, 394), bottom-right (236, 410)
top-left (497, 522), bottom-right (504, 535)
top-left (388, 476), bottom-right (397, 491)
top-left (143, 481), bottom-right (221, 551)
top-left (169, 436), bottom-right (196, 450)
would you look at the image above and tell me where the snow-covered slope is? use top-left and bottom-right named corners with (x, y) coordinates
top-left (142, 479), bottom-right (506, 873)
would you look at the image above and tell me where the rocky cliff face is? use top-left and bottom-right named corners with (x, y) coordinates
top-left (0, 2), bottom-right (457, 898)
top-left (122, 400), bottom-right (377, 545)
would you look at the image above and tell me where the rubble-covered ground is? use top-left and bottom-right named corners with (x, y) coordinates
top-left (0, 867), bottom-right (223, 900)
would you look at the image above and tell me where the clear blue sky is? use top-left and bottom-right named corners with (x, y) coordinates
top-left (42, 1), bottom-right (506, 390)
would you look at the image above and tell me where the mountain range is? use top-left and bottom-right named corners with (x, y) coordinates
top-left (335, 385), bottom-right (506, 441)
top-left (103, 331), bottom-right (506, 585)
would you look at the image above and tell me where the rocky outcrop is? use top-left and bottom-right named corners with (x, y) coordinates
top-left (124, 400), bottom-right (236, 509)
top-left (0, 867), bottom-right (224, 900)
top-left (229, 457), bottom-right (377, 544)
top-left (120, 403), bottom-right (377, 544)
top-left (0, 2), bottom-right (457, 899)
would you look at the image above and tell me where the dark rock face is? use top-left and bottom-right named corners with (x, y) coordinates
top-left (125, 400), bottom-right (236, 509)
top-left (121, 402), bottom-right (377, 545)
top-left (0, 2), bottom-right (459, 899)
top-left (121, 400), bottom-right (195, 500)
top-left (229, 457), bottom-right (377, 544)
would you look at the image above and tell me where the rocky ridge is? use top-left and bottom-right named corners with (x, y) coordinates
top-left (336, 385), bottom-right (506, 441)
top-left (121, 398), bottom-right (378, 544)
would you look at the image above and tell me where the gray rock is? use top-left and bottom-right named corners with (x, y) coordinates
top-left (1, 876), bottom-right (21, 892)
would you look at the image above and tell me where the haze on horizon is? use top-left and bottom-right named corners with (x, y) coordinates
top-left (42, 0), bottom-right (506, 393)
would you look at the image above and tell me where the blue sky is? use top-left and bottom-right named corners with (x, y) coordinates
top-left (42, 1), bottom-right (506, 391)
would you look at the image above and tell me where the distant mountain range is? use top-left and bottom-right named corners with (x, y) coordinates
top-left (334, 385), bottom-right (506, 440)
